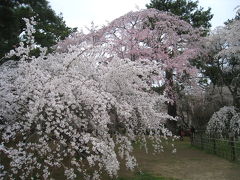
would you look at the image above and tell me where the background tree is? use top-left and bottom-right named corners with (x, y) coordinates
top-left (0, 0), bottom-right (76, 60)
top-left (206, 106), bottom-right (240, 138)
top-left (190, 8), bottom-right (240, 140)
top-left (201, 14), bottom-right (240, 109)
top-left (177, 85), bottom-right (233, 130)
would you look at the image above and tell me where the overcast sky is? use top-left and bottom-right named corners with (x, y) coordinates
top-left (48, 0), bottom-right (239, 31)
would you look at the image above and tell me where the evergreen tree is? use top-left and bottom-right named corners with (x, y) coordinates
top-left (146, 0), bottom-right (213, 33)
top-left (0, 0), bottom-right (76, 59)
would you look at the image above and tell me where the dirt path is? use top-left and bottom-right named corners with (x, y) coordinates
top-left (119, 138), bottom-right (240, 180)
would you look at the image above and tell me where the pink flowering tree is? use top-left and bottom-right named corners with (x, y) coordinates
top-left (0, 17), bottom-right (174, 180)
top-left (59, 9), bottom-right (200, 77)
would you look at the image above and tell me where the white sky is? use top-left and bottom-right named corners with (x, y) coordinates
top-left (48, 0), bottom-right (239, 31)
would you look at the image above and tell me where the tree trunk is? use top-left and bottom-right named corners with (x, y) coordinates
top-left (165, 69), bottom-right (178, 134)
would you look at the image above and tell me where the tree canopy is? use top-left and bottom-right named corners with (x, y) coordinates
top-left (0, 0), bottom-right (76, 59)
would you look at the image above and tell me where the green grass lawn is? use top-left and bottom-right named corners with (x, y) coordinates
top-left (114, 137), bottom-right (240, 180)
top-left (117, 172), bottom-right (179, 180)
